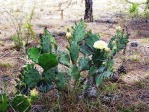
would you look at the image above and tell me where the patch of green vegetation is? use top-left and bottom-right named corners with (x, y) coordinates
top-left (0, 63), bottom-right (12, 68)
top-left (1, 21), bottom-right (129, 112)
top-left (102, 83), bottom-right (118, 93)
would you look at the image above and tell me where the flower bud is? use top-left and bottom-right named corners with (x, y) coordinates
top-left (116, 26), bottom-right (122, 31)
top-left (66, 32), bottom-right (71, 39)
top-left (30, 89), bottom-right (38, 97)
top-left (105, 47), bottom-right (110, 52)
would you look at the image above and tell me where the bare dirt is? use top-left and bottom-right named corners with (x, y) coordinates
top-left (0, 0), bottom-right (149, 111)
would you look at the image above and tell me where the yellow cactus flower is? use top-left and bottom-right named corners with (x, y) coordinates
top-left (93, 40), bottom-right (108, 50)
top-left (66, 32), bottom-right (72, 39)
top-left (30, 89), bottom-right (38, 97)
top-left (105, 47), bottom-right (110, 52)
top-left (115, 26), bottom-right (122, 31)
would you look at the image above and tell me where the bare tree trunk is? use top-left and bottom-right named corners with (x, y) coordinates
top-left (84, 0), bottom-right (93, 22)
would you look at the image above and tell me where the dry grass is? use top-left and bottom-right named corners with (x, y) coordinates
top-left (0, 0), bottom-right (149, 111)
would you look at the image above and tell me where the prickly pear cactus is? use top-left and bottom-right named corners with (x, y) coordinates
top-left (80, 33), bottom-right (99, 56)
top-left (78, 58), bottom-right (90, 71)
top-left (44, 29), bottom-right (57, 52)
top-left (95, 68), bottom-right (112, 87)
top-left (69, 65), bottom-right (80, 81)
top-left (28, 47), bottom-right (41, 63)
top-left (72, 21), bottom-right (86, 43)
top-left (43, 67), bottom-right (57, 82)
top-left (0, 93), bottom-right (9, 112)
top-left (58, 52), bottom-right (70, 67)
top-left (21, 64), bottom-right (40, 88)
top-left (15, 81), bottom-right (30, 95)
top-left (38, 53), bottom-right (58, 71)
top-left (108, 31), bottom-right (129, 56)
top-left (37, 80), bottom-right (54, 93)
top-left (56, 72), bottom-right (67, 90)
top-left (24, 68), bottom-right (41, 88)
top-left (41, 34), bottom-right (51, 53)
top-left (69, 41), bottom-right (79, 64)
top-left (11, 95), bottom-right (31, 112)
top-left (17, 28), bottom-right (68, 94)
top-left (92, 49), bottom-right (107, 67)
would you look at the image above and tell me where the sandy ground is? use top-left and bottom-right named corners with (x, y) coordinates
top-left (0, 0), bottom-right (149, 111)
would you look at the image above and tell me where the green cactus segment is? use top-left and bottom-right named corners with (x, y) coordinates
top-left (86, 33), bottom-right (99, 49)
top-left (73, 21), bottom-right (86, 43)
top-left (108, 31), bottom-right (129, 56)
top-left (78, 58), bottom-right (90, 71)
top-left (95, 64), bottom-right (112, 87)
top-left (15, 82), bottom-right (30, 95)
top-left (38, 53), bottom-right (58, 71)
top-left (23, 67), bottom-right (41, 88)
top-left (92, 49), bottom-right (106, 67)
top-left (95, 69), bottom-right (111, 87)
top-left (89, 66), bottom-right (98, 76)
top-left (11, 95), bottom-right (31, 112)
top-left (21, 64), bottom-right (34, 79)
top-left (80, 44), bottom-right (92, 56)
top-left (69, 41), bottom-right (79, 63)
top-left (44, 29), bottom-right (57, 52)
top-left (49, 33), bottom-right (57, 49)
top-left (103, 69), bottom-right (112, 78)
top-left (59, 52), bottom-right (70, 67)
top-left (41, 34), bottom-right (51, 53)
top-left (80, 33), bottom-right (99, 56)
top-left (37, 80), bottom-right (54, 93)
top-left (56, 72), bottom-right (67, 90)
top-left (28, 47), bottom-right (41, 63)
top-left (117, 34), bottom-right (129, 51)
top-left (0, 93), bottom-right (9, 112)
top-left (69, 65), bottom-right (80, 80)
top-left (43, 67), bottom-right (57, 82)
top-left (44, 29), bottom-right (56, 45)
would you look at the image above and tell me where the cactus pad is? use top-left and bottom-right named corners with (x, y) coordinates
top-left (56, 72), bottom-right (67, 90)
top-left (37, 80), bottom-right (54, 93)
top-left (11, 95), bottom-right (31, 112)
top-left (0, 93), bottom-right (9, 112)
top-left (69, 41), bottom-right (79, 63)
top-left (59, 52), bottom-right (70, 67)
top-left (28, 47), bottom-right (41, 63)
top-left (73, 21), bottom-right (86, 43)
top-left (38, 53), bottom-right (58, 71)
top-left (78, 58), bottom-right (90, 71)
top-left (69, 65), bottom-right (80, 80)
top-left (24, 67), bottom-right (41, 88)
top-left (43, 67), bottom-right (57, 82)
top-left (41, 35), bottom-right (51, 53)
top-left (80, 33), bottom-right (99, 56)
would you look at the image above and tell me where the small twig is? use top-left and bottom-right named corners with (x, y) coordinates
top-left (32, 105), bottom-right (44, 107)
top-left (0, 51), bottom-right (13, 59)
top-left (12, 57), bottom-right (27, 62)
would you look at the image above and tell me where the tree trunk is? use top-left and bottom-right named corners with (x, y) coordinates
top-left (84, 0), bottom-right (93, 22)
